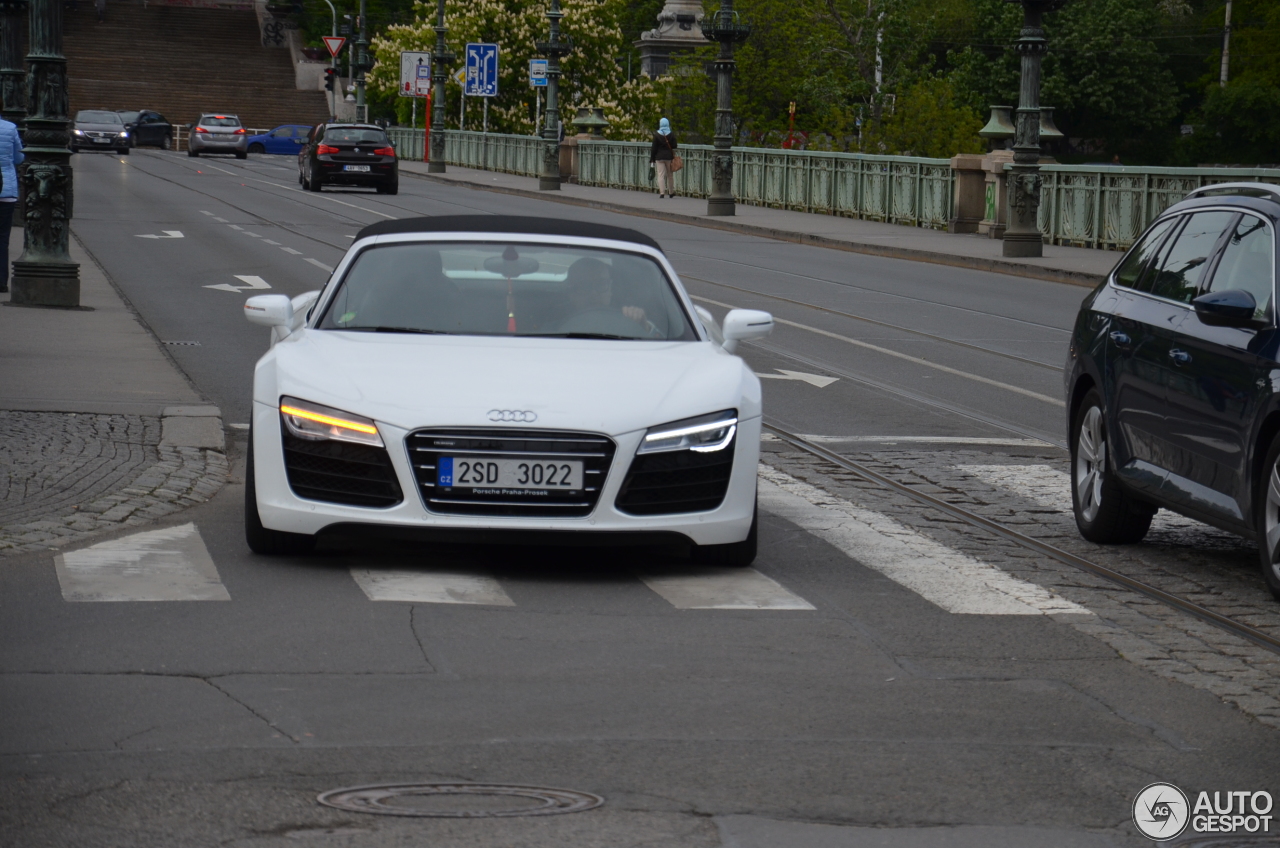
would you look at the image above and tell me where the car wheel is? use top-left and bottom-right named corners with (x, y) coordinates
top-left (162, 134), bottom-right (172, 150)
top-left (244, 429), bottom-right (316, 556)
top-left (1253, 434), bottom-right (1280, 600)
top-left (235, 150), bottom-right (248, 160)
top-left (187, 148), bottom-right (198, 157)
top-left (306, 166), bottom-right (322, 192)
top-left (691, 497), bottom-right (757, 567)
top-left (1071, 389), bottom-right (1154, 544)
top-left (248, 143), bottom-right (265, 154)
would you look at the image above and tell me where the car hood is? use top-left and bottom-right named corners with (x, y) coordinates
top-left (257, 330), bottom-right (761, 436)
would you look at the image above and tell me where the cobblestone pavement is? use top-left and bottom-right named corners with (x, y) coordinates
top-left (0, 411), bottom-right (228, 556)
top-left (761, 441), bottom-right (1280, 732)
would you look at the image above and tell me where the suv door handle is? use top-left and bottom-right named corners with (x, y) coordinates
top-left (1109, 331), bottom-right (1131, 347)
top-left (1168, 349), bottom-right (1192, 365)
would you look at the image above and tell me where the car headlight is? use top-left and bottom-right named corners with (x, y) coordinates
top-left (72, 129), bottom-right (84, 135)
top-left (118, 131), bottom-right (129, 138)
top-left (638, 410), bottom-right (737, 455)
top-left (279, 396), bottom-right (384, 448)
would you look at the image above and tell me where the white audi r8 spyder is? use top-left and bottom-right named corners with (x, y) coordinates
top-left (243, 216), bottom-right (774, 565)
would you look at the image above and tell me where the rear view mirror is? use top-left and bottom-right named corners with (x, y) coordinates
top-left (721, 309), bottom-right (774, 354)
top-left (1193, 289), bottom-right (1262, 329)
top-left (244, 294), bottom-right (293, 328)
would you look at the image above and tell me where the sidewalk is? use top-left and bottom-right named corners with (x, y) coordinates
top-left (399, 161), bottom-right (1118, 288)
top-left (0, 229), bottom-right (228, 556)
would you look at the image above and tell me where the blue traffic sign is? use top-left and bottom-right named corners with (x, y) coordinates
top-left (465, 42), bottom-right (499, 97)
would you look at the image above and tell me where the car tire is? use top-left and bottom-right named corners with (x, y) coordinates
top-left (305, 166), bottom-right (322, 192)
top-left (118, 146), bottom-right (130, 155)
top-left (235, 151), bottom-right (248, 160)
top-left (244, 430), bottom-right (316, 556)
top-left (1253, 434), bottom-right (1280, 601)
top-left (248, 143), bottom-right (265, 155)
top-left (188, 149), bottom-right (198, 157)
top-left (1071, 389), bottom-right (1154, 544)
top-left (376, 180), bottom-right (398, 195)
top-left (691, 497), bottom-right (757, 567)
top-left (162, 134), bottom-right (172, 150)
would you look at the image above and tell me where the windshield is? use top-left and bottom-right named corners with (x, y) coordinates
top-left (323, 127), bottom-right (390, 144)
top-left (117, 111), bottom-right (140, 123)
top-left (199, 115), bottom-right (241, 128)
top-left (76, 110), bottom-right (122, 124)
top-left (318, 242), bottom-right (697, 341)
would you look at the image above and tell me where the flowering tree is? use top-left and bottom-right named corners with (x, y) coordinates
top-left (369, 0), bottom-right (662, 139)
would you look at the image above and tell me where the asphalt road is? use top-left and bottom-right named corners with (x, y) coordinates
top-left (1, 149), bottom-right (1277, 848)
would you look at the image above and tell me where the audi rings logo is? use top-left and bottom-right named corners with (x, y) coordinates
top-left (488, 409), bottom-right (537, 423)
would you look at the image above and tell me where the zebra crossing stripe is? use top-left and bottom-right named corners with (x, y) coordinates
top-left (54, 523), bottom-right (230, 602)
top-left (758, 465), bottom-right (1091, 616)
top-left (349, 568), bottom-right (515, 605)
top-left (637, 567), bottom-right (815, 610)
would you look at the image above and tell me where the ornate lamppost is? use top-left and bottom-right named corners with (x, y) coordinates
top-left (427, 0), bottom-right (454, 173)
top-left (535, 0), bottom-right (571, 191)
top-left (701, 0), bottom-right (750, 216)
top-left (353, 0), bottom-right (370, 123)
top-left (0, 0), bottom-right (27, 130)
top-left (11, 0), bottom-right (77, 307)
top-left (1002, 0), bottom-right (1067, 258)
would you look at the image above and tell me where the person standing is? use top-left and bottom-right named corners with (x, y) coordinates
top-left (0, 115), bottom-right (23, 294)
top-left (649, 117), bottom-right (677, 199)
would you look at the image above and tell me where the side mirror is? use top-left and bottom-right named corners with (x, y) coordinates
top-left (244, 294), bottom-right (293, 328)
top-left (185, 122), bottom-right (194, 130)
top-left (1193, 289), bottom-right (1262, 329)
top-left (721, 308), bottom-right (774, 354)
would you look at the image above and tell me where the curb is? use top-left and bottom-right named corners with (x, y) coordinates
top-left (402, 170), bottom-right (1107, 289)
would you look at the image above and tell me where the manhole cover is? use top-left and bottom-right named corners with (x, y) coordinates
top-left (316, 782), bottom-right (604, 818)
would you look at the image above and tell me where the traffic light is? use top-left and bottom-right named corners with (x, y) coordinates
top-left (324, 68), bottom-right (338, 92)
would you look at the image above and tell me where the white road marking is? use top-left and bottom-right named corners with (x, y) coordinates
top-left (262, 239), bottom-right (281, 245)
top-left (637, 567), bottom-right (815, 610)
top-left (350, 568), bottom-right (515, 605)
top-left (755, 369), bottom-right (839, 388)
top-left (200, 163), bottom-right (238, 175)
top-left (204, 274), bottom-right (271, 293)
top-left (229, 225), bottom-right (243, 230)
top-left (305, 258), bottom-right (334, 272)
top-left (694, 295), bottom-right (1065, 407)
top-left (135, 230), bottom-right (184, 239)
top-left (200, 210), bottom-right (214, 216)
top-left (280, 247), bottom-right (302, 255)
top-left (760, 434), bottom-right (1054, 447)
top-left (55, 523), bottom-right (230, 602)
top-left (758, 465), bottom-right (1091, 615)
top-left (344, 235), bottom-right (355, 239)
top-left (243, 232), bottom-right (262, 238)
top-left (228, 423), bottom-right (250, 430)
top-left (229, 174), bottom-right (397, 219)
top-left (213, 217), bottom-right (228, 223)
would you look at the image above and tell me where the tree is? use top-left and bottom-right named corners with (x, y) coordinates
top-left (864, 77), bottom-right (984, 158)
top-left (369, 0), bottom-right (663, 139)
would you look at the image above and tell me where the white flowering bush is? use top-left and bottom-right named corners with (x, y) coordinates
top-left (370, 0), bottom-right (663, 140)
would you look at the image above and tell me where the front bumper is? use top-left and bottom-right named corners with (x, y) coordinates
top-left (252, 401), bottom-right (760, 546)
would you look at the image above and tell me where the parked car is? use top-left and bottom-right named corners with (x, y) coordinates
top-left (187, 113), bottom-right (248, 159)
top-left (241, 215), bottom-right (774, 561)
top-left (116, 110), bottom-right (173, 149)
top-left (247, 124), bottom-right (311, 155)
top-left (70, 110), bottom-right (130, 154)
top-left (298, 122), bottom-right (397, 194)
top-left (1064, 182), bottom-right (1280, 599)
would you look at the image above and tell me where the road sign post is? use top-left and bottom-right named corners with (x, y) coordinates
top-left (399, 51), bottom-right (432, 98)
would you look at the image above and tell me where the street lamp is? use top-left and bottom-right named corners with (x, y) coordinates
top-left (428, 0), bottom-right (455, 173)
top-left (0, 0), bottom-right (27, 130)
top-left (1002, 0), bottom-right (1067, 258)
top-left (353, 0), bottom-right (370, 124)
top-left (701, 1), bottom-right (750, 216)
top-left (11, 0), bottom-right (79, 307)
top-left (535, 0), bottom-right (572, 191)
top-left (320, 0), bottom-right (337, 120)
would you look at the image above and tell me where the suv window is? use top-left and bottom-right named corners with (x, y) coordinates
top-left (199, 115), bottom-right (242, 128)
top-left (1206, 214), bottom-right (1274, 321)
top-left (1114, 218), bottom-right (1176, 290)
top-left (1148, 211), bottom-right (1237, 303)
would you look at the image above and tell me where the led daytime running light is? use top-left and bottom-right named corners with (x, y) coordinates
top-left (639, 411), bottom-right (738, 455)
top-left (280, 404), bottom-right (378, 435)
top-left (643, 419), bottom-right (738, 444)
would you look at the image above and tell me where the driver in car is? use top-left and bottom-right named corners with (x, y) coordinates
top-left (560, 258), bottom-right (660, 336)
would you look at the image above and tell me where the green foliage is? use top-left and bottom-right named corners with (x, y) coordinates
top-left (863, 77), bottom-right (984, 158)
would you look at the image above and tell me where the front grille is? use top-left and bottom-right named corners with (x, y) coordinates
top-left (406, 428), bottom-right (616, 517)
top-left (281, 430), bottom-right (404, 508)
top-left (615, 441), bottom-right (736, 516)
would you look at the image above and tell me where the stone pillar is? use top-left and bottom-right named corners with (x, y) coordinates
top-left (979, 150), bottom-right (1014, 239)
top-left (635, 0), bottom-right (705, 78)
top-left (11, 0), bottom-right (78, 308)
top-left (948, 154), bottom-right (985, 234)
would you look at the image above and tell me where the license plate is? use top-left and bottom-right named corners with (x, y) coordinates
top-left (438, 457), bottom-right (584, 493)
top-left (92, 138), bottom-right (110, 144)
top-left (343, 165), bottom-right (371, 172)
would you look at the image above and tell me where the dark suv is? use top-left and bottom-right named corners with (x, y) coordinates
top-left (1065, 182), bottom-right (1280, 599)
top-left (298, 123), bottom-right (398, 194)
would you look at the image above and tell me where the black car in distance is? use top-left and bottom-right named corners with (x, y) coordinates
top-left (298, 123), bottom-right (398, 194)
top-left (117, 110), bottom-right (173, 149)
top-left (1065, 182), bottom-right (1280, 599)
top-left (70, 109), bottom-right (130, 154)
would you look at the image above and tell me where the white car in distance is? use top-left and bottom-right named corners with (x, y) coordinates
top-left (244, 216), bottom-right (773, 565)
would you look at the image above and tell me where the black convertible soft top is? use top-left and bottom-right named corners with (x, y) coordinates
top-left (355, 215), bottom-right (663, 252)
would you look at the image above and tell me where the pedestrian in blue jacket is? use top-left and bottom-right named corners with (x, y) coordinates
top-left (0, 116), bottom-right (22, 293)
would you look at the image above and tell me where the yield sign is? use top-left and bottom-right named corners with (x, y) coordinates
top-left (322, 36), bottom-right (346, 58)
